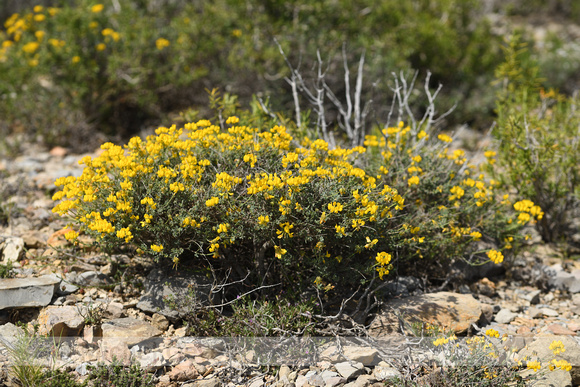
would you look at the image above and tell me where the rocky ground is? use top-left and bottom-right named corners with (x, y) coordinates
top-left (1, 143), bottom-right (580, 387)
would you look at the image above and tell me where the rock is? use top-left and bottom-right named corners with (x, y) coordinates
top-left (541, 307), bottom-right (559, 317)
top-left (373, 363), bottom-right (402, 381)
top-left (545, 264), bottom-right (580, 293)
top-left (473, 278), bottom-right (496, 297)
top-left (248, 377), bottom-right (265, 387)
top-left (37, 305), bottom-right (85, 337)
top-left (518, 289), bottom-right (541, 304)
top-left (546, 323), bottom-right (576, 335)
top-left (101, 317), bottom-right (162, 346)
top-left (103, 302), bottom-right (125, 319)
top-left (0, 322), bottom-right (24, 346)
top-left (369, 292), bottom-right (483, 336)
top-left (516, 335), bottom-right (580, 385)
top-left (494, 308), bottom-right (517, 324)
top-left (334, 361), bottom-right (364, 380)
top-left (0, 236), bottom-right (24, 263)
top-left (21, 230), bottom-right (46, 249)
top-left (138, 351), bottom-right (166, 370)
top-left (75, 271), bottom-right (112, 287)
top-left (136, 267), bottom-right (215, 321)
top-left (44, 273), bottom-right (79, 296)
top-left (188, 378), bottom-right (220, 387)
top-left (278, 365), bottom-right (291, 380)
top-left (380, 276), bottom-right (423, 297)
top-left (151, 312), bottom-right (170, 331)
top-left (342, 346), bottom-right (379, 366)
top-left (0, 275), bottom-right (60, 310)
top-left (102, 342), bottom-right (132, 365)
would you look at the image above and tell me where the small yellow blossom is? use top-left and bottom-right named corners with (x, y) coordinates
top-left (438, 133), bottom-right (453, 143)
top-left (150, 244), bottom-right (163, 253)
top-left (91, 4), bottom-right (104, 13)
top-left (487, 249), bottom-right (504, 264)
top-left (156, 38), bottom-right (170, 50)
top-left (205, 197), bottom-right (219, 207)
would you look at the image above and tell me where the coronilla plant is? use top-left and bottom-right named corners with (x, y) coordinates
top-left (52, 115), bottom-right (540, 298)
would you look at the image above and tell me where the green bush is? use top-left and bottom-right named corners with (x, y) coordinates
top-left (52, 106), bottom-right (539, 299)
top-left (0, 0), bottom-right (504, 151)
top-left (492, 35), bottom-right (580, 243)
top-left (82, 358), bottom-right (155, 387)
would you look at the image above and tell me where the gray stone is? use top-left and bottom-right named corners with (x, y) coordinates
top-left (541, 307), bottom-right (559, 317)
top-left (0, 275), bottom-right (60, 310)
top-left (519, 289), bottom-right (541, 304)
top-left (494, 308), bottom-right (517, 324)
top-left (0, 322), bottom-right (23, 346)
top-left (136, 267), bottom-right (214, 321)
top-left (305, 370), bottom-right (324, 386)
top-left (138, 351), bottom-right (166, 370)
top-left (0, 237), bottom-right (24, 263)
top-left (75, 271), bottom-right (112, 287)
top-left (335, 361), bottom-right (364, 380)
top-left (102, 317), bottom-right (162, 347)
top-left (545, 264), bottom-right (580, 293)
top-left (44, 273), bottom-right (79, 296)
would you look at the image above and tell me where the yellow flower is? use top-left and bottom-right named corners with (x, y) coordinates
top-left (35, 30), bottom-right (45, 40)
top-left (549, 340), bottom-right (565, 355)
top-left (365, 237), bottom-right (378, 249)
top-left (274, 245), bottom-right (287, 259)
top-left (91, 4), bottom-right (104, 13)
top-left (258, 215), bottom-right (269, 226)
top-left (150, 244), bottom-right (163, 253)
top-left (327, 202), bottom-right (343, 213)
top-left (486, 249), bottom-right (504, 264)
top-left (96, 43), bottom-right (106, 51)
top-left (226, 116), bottom-right (239, 124)
top-left (335, 225), bottom-right (346, 236)
top-left (205, 197), bottom-right (219, 207)
top-left (438, 133), bottom-right (453, 143)
top-left (276, 222), bottom-right (294, 239)
top-left (22, 42), bottom-right (39, 53)
top-left (485, 328), bottom-right (499, 338)
top-left (408, 176), bottom-right (420, 186)
top-left (33, 5), bottom-right (44, 12)
top-left (232, 29), bottom-right (242, 37)
top-left (526, 360), bottom-right (541, 372)
top-left (33, 14), bottom-right (46, 22)
top-left (155, 38), bottom-right (170, 50)
top-left (375, 251), bottom-right (391, 265)
top-left (217, 223), bottom-right (228, 234)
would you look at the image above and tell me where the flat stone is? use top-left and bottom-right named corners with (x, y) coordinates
top-left (44, 273), bottom-right (79, 295)
top-left (541, 307), bottom-right (559, 317)
top-left (546, 323), bottom-right (576, 336)
top-left (369, 292), bottom-right (482, 336)
top-left (342, 346), bottom-right (378, 366)
top-left (101, 317), bottom-right (162, 346)
top-left (1, 237), bottom-right (24, 263)
top-left (0, 275), bottom-right (60, 310)
top-left (334, 361), bottom-right (364, 380)
top-left (188, 378), bottom-right (220, 387)
top-left (151, 312), bottom-right (170, 331)
top-left (494, 308), bottom-right (518, 324)
top-left (37, 305), bottom-right (85, 337)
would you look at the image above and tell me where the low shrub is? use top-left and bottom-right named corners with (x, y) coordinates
top-left (52, 110), bottom-right (540, 300)
top-left (492, 35), bottom-right (580, 243)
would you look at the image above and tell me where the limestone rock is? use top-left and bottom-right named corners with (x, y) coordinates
top-left (37, 305), bottom-right (85, 337)
top-left (334, 361), bottom-right (364, 380)
top-left (0, 275), bottom-right (60, 310)
top-left (494, 308), bottom-right (517, 324)
top-left (101, 317), bottom-right (162, 346)
top-left (342, 346), bottom-right (379, 366)
top-left (0, 237), bottom-right (24, 263)
top-left (369, 292), bottom-right (482, 336)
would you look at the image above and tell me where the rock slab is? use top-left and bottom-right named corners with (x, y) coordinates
top-left (0, 275), bottom-right (60, 310)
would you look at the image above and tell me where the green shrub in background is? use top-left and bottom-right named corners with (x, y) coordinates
top-left (0, 0), bottom-right (504, 152)
top-left (492, 35), bottom-right (580, 243)
top-left (51, 103), bottom-right (540, 303)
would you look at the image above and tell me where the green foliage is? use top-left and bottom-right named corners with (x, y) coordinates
top-left (40, 369), bottom-right (81, 387)
top-left (0, 325), bottom-right (48, 387)
top-left (165, 286), bottom-right (317, 336)
top-left (0, 0), bottom-right (504, 151)
top-left (492, 35), bottom-right (580, 242)
top-left (0, 259), bottom-right (14, 278)
top-left (83, 358), bottom-right (155, 387)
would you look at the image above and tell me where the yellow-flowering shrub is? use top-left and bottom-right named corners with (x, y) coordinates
top-left (52, 117), bottom-right (539, 293)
